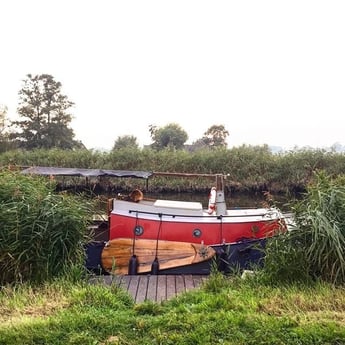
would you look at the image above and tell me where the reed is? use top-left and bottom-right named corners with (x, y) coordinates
top-left (0, 170), bottom-right (94, 284)
top-left (262, 171), bottom-right (345, 285)
top-left (2, 147), bottom-right (345, 195)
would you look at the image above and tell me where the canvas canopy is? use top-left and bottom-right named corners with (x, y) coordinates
top-left (21, 166), bottom-right (153, 179)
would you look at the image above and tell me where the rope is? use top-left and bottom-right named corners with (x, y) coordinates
top-left (132, 211), bottom-right (139, 254)
top-left (154, 213), bottom-right (163, 257)
top-left (219, 215), bottom-right (224, 244)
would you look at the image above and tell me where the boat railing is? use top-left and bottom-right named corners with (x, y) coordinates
top-left (127, 208), bottom-right (284, 220)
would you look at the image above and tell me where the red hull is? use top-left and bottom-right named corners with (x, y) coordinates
top-left (109, 207), bottom-right (285, 246)
top-left (103, 193), bottom-right (287, 274)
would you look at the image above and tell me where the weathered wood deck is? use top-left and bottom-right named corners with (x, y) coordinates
top-left (90, 275), bottom-right (208, 303)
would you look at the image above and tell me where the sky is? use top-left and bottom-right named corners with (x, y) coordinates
top-left (1, 0), bottom-right (345, 151)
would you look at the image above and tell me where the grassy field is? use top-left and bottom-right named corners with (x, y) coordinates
top-left (0, 272), bottom-right (344, 345)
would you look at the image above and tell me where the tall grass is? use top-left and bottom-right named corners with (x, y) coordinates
top-left (0, 170), bottom-right (94, 284)
top-left (262, 171), bottom-right (345, 285)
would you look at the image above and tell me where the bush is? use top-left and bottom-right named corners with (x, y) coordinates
top-left (0, 169), bottom-right (93, 284)
top-left (262, 171), bottom-right (345, 285)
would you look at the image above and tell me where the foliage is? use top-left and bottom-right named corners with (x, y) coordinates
top-left (10, 74), bottom-right (84, 150)
top-left (0, 169), bottom-right (94, 284)
top-left (1, 146), bottom-right (345, 195)
top-left (149, 123), bottom-right (188, 150)
top-left (0, 104), bottom-right (15, 153)
top-left (200, 124), bottom-right (229, 148)
top-left (112, 135), bottom-right (139, 150)
top-left (0, 105), bottom-right (7, 137)
top-left (273, 148), bottom-right (339, 193)
top-left (259, 231), bottom-right (313, 285)
top-left (262, 171), bottom-right (345, 285)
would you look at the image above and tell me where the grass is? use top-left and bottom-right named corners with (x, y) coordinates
top-left (0, 273), bottom-right (344, 345)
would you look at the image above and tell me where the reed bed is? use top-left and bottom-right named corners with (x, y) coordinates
top-left (2, 146), bottom-right (345, 194)
top-left (0, 170), bottom-right (94, 284)
top-left (262, 171), bottom-right (345, 285)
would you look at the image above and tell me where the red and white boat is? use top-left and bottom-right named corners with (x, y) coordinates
top-left (20, 167), bottom-right (287, 275)
top-left (103, 173), bottom-right (287, 275)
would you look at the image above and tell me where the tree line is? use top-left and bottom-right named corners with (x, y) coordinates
top-left (0, 74), bottom-right (229, 152)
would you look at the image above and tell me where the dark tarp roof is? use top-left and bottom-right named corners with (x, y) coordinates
top-left (21, 166), bottom-right (153, 179)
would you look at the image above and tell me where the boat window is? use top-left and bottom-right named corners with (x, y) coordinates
top-left (134, 225), bottom-right (144, 236)
top-left (193, 229), bottom-right (202, 238)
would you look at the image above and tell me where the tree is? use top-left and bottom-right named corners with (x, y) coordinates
top-left (189, 138), bottom-right (208, 151)
top-left (112, 135), bottom-right (139, 150)
top-left (149, 123), bottom-right (188, 150)
top-left (200, 124), bottom-right (229, 148)
top-left (10, 74), bottom-right (83, 149)
top-left (0, 105), bottom-right (9, 152)
top-left (0, 105), bottom-right (7, 137)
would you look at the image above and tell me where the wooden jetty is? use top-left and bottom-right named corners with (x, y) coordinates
top-left (89, 275), bottom-right (208, 303)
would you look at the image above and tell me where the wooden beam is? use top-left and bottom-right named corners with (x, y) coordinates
top-left (152, 171), bottom-right (220, 178)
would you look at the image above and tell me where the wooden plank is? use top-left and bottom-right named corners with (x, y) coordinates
top-left (156, 275), bottom-right (167, 302)
top-left (89, 275), bottom-right (118, 286)
top-left (166, 275), bottom-right (176, 300)
top-left (146, 275), bottom-right (158, 302)
top-left (135, 276), bottom-right (149, 303)
top-left (192, 275), bottom-right (205, 288)
top-left (153, 171), bottom-right (217, 178)
top-left (89, 274), bottom-right (209, 303)
top-left (175, 275), bottom-right (185, 297)
top-left (184, 275), bottom-right (195, 292)
top-left (117, 275), bottom-right (130, 290)
top-left (127, 275), bottom-right (140, 302)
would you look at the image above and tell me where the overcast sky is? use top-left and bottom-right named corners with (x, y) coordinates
top-left (1, 1), bottom-right (344, 150)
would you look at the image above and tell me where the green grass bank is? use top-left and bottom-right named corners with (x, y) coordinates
top-left (0, 274), bottom-right (344, 345)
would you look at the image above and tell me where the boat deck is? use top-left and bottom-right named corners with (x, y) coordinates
top-left (89, 274), bottom-right (208, 303)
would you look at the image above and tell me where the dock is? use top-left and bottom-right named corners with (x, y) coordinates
top-left (90, 274), bottom-right (208, 303)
